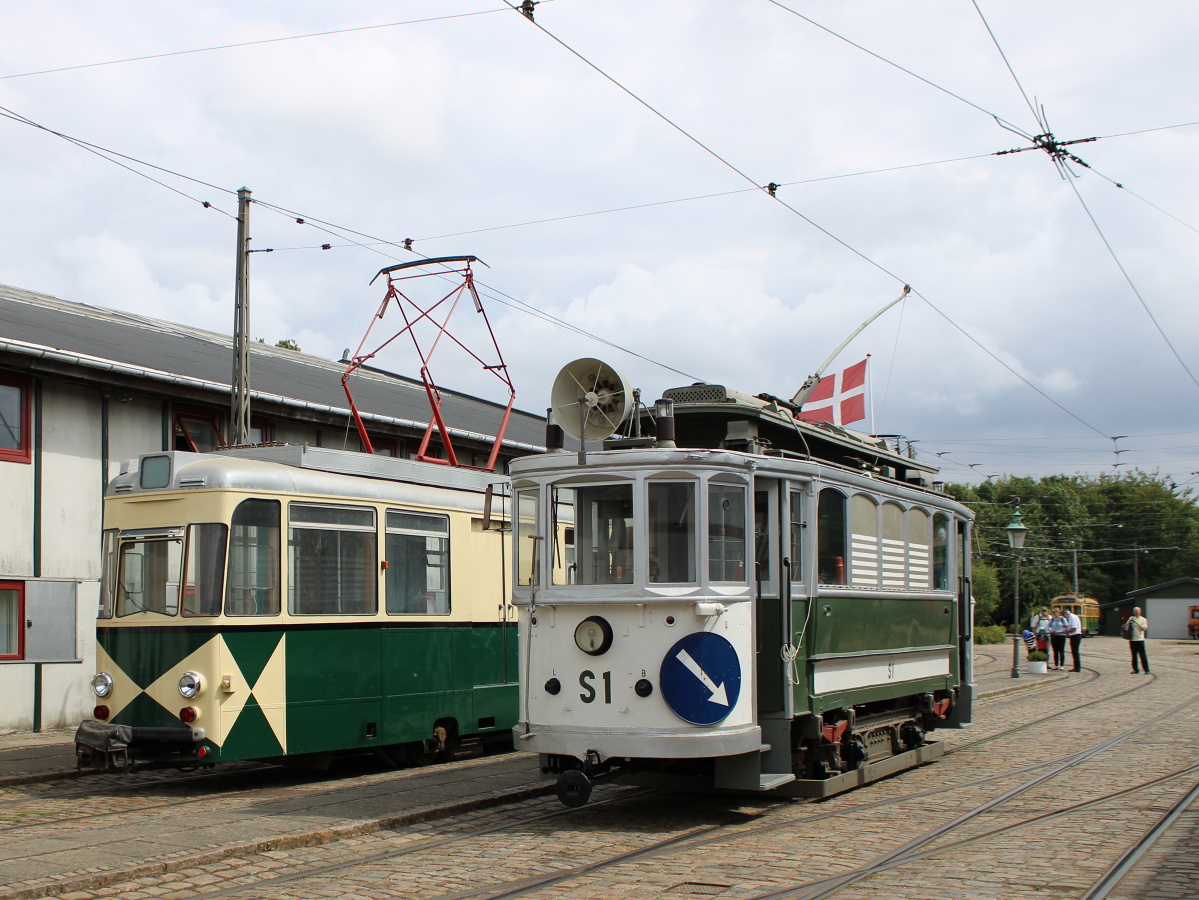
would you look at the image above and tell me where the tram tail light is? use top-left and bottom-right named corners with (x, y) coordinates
top-left (179, 707), bottom-right (199, 724)
top-left (93, 705), bottom-right (110, 720)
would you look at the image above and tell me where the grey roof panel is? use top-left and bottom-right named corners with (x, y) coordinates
top-left (0, 283), bottom-right (544, 448)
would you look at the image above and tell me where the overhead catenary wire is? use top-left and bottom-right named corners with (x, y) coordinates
top-left (503, 0), bottom-right (1115, 441)
top-left (0, 8), bottom-right (520, 81)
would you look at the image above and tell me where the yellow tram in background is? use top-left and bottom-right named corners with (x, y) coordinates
top-left (1051, 594), bottom-right (1100, 635)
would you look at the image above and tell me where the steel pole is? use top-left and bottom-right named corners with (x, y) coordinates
top-left (231, 187), bottom-right (252, 446)
top-left (1010, 552), bottom-right (1022, 678)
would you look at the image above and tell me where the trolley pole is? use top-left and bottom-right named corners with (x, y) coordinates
top-left (231, 187), bottom-right (252, 446)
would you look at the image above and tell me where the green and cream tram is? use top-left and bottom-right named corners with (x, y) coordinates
top-left (513, 377), bottom-right (975, 805)
top-left (79, 445), bottom-right (517, 768)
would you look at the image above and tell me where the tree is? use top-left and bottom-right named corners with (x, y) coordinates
top-left (275, 339), bottom-right (301, 351)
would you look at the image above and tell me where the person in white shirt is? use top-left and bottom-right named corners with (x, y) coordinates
top-left (1128, 607), bottom-right (1150, 674)
top-left (1064, 609), bottom-right (1083, 671)
top-left (1048, 607), bottom-right (1068, 670)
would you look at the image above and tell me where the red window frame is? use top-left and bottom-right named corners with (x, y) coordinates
top-left (0, 372), bottom-right (32, 464)
top-left (173, 406), bottom-right (228, 453)
top-left (249, 416), bottom-right (274, 445)
top-left (0, 581), bottom-right (25, 660)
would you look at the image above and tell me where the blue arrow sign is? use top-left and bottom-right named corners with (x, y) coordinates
top-left (659, 631), bottom-right (741, 726)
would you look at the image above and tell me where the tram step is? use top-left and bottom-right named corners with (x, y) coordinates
top-left (759, 772), bottom-right (797, 790)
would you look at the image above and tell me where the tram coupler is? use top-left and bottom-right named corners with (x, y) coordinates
top-left (553, 750), bottom-right (607, 808)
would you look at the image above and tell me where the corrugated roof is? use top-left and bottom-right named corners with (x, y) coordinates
top-left (0, 283), bottom-right (545, 451)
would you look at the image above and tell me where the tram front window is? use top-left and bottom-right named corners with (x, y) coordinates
top-left (576, 484), bottom-right (634, 585)
top-left (117, 537), bottom-right (183, 617)
top-left (183, 523), bottom-right (228, 617)
top-left (709, 483), bottom-right (747, 582)
top-left (648, 481), bottom-right (695, 583)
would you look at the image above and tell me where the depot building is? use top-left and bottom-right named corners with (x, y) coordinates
top-left (0, 283), bottom-right (543, 734)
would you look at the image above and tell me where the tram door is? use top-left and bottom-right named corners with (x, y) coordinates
top-left (754, 481), bottom-right (785, 714)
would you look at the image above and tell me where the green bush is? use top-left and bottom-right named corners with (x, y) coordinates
top-left (1027, 650), bottom-right (1048, 662)
top-left (974, 625), bottom-right (1007, 645)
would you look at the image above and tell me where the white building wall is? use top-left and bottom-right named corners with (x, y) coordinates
top-left (107, 395), bottom-right (166, 482)
top-left (0, 438), bottom-right (33, 576)
top-left (40, 383), bottom-right (103, 579)
top-left (1149, 597), bottom-right (1196, 640)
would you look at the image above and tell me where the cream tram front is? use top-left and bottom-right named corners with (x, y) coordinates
top-left (512, 377), bottom-right (974, 806)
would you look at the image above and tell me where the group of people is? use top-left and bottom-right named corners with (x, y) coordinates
top-left (1025, 605), bottom-right (1150, 674)
top-left (1027, 605), bottom-right (1084, 672)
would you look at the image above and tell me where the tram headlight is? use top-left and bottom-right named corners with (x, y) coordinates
top-left (573, 616), bottom-right (614, 656)
top-left (92, 672), bottom-right (113, 698)
top-left (178, 672), bottom-right (203, 699)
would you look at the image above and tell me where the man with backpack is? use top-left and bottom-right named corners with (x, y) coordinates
top-left (1126, 607), bottom-right (1150, 674)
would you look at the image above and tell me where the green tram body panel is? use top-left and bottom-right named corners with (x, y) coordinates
top-left (100, 623), bottom-right (517, 762)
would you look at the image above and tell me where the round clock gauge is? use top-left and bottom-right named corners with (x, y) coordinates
top-left (573, 615), bottom-right (614, 656)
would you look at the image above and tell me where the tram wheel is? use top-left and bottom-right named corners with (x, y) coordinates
top-left (555, 769), bottom-right (592, 808)
top-left (403, 742), bottom-right (441, 767)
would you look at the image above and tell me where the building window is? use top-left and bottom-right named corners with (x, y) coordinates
top-left (369, 437), bottom-right (399, 457)
top-left (385, 510), bottom-right (449, 615)
top-left (0, 581), bottom-right (24, 659)
top-left (0, 373), bottom-right (31, 464)
top-left (174, 406), bottom-right (227, 452)
top-left (288, 503), bottom-right (378, 615)
top-left (249, 417), bottom-right (274, 445)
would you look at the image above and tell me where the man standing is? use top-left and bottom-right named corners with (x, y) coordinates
top-left (1065, 607), bottom-right (1084, 672)
top-left (1128, 607), bottom-right (1150, 674)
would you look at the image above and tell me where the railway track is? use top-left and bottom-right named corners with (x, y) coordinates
top-left (44, 648), bottom-right (1194, 900)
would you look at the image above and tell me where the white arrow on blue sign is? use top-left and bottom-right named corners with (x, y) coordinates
top-left (659, 631), bottom-right (742, 726)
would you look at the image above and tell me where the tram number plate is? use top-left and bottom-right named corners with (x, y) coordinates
top-left (579, 670), bottom-right (612, 704)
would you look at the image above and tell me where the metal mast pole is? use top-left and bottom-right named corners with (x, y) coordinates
top-left (231, 187), bottom-right (252, 445)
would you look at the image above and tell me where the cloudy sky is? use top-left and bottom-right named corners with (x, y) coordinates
top-left (2, 1), bottom-right (1197, 486)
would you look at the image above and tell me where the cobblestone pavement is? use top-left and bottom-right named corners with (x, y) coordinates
top-left (3, 638), bottom-right (1197, 900)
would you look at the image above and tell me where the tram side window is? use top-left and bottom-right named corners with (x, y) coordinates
top-left (385, 511), bottom-right (449, 615)
top-left (908, 508), bottom-right (931, 589)
top-left (516, 487), bottom-right (539, 587)
top-left (708, 483), bottom-right (747, 582)
top-left (289, 504), bottom-right (378, 615)
top-left (99, 529), bottom-right (117, 618)
top-left (817, 489), bottom-right (847, 585)
top-left (789, 492), bottom-right (803, 582)
top-left (183, 523), bottom-right (228, 617)
top-left (648, 481), bottom-right (696, 583)
top-left (933, 513), bottom-right (950, 590)
top-left (226, 499), bottom-right (281, 616)
top-left (576, 484), bottom-right (635, 585)
top-left (117, 537), bottom-right (183, 617)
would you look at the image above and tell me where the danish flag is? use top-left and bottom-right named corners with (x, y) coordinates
top-left (797, 357), bottom-right (869, 427)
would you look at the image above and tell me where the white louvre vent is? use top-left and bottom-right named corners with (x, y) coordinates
top-left (179, 476), bottom-right (207, 489)
top-left (112, 483), bottom-right (133, 494)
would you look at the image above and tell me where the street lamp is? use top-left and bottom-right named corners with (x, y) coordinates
top-left (1006, 506), bottom-right (1029, 679)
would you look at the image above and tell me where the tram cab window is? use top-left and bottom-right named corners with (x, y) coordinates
top-left (817, 489), bottom-right (847, 585)
top-left (117, 536), bottom-right (183, 617)
top-left (551, 486), bottom-right (576, 586)
top-left (99, 529), bottom-right (117, 618)
top-left (515, 487), bottom-right (539, 587)
top-left (708, 483), bottom-right (747, 582)
top-left (788, 492), bottom-right (804, 582)
top-left (226, 499), bottom-right (281, 616)
top-left (648, 481), bottom-right (696, 584)
top-left (909, 508), bottom-right (931, 589)
top-left (933, 513), bottom-right (950, 590)
top-left (289, 504), bottom-right (378, 616)
top-left (385, 510), bottom-right (449, 615)
top-left (576, 484), bottom-right (635, 585)
top-left (183, 523), bottom-right (228, 616)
